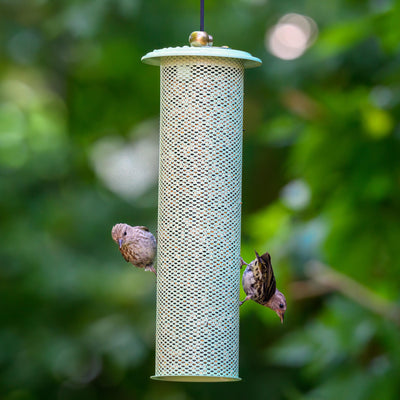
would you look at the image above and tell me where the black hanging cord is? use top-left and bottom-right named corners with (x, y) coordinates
top-left (200, 0), bottom-right (205, 31)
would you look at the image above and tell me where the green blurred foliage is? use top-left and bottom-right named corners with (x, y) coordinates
top-left (1, 0), bottom-right (400, 399)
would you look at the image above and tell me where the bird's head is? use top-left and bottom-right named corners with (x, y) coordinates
top-left (268, 290), bottom-right (287, 324)
top-left (111, 223), bottom-right (132, 248)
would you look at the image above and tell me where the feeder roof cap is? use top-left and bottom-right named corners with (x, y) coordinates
top-left (141, 46), bottom-right (262, 69)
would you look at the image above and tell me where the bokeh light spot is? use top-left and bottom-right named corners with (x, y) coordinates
top-left (266, 13), bottom-right (318, 60)
top-left (280, 179), bottom-right (311, 211)
top-left (362, 107), bottom-right (394, 139)
top-left (90, 120), bottom-right (158, 200)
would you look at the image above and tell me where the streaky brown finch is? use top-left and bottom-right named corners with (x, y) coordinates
top-left (240, 251), bottom-right (287, 323)
top-left (111, 223), bottom-right (157, 275)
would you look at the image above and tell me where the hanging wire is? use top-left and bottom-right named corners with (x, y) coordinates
top-left (200, 0), bottom-right (205, 31)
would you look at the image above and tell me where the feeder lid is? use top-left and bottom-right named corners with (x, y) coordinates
top-left (141, 46), bottom-right (262, 69)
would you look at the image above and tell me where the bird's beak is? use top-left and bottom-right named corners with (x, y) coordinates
top-left (118, 239), bottom-right (123, 248)
top-left (255, 250), bottom-right (262, 263)
top-left (275, 310), bottom-right (284, 324)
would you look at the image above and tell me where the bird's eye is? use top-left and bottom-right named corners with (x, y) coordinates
top-left (124, 231), bottom-right (127, 236)
top-left (279, 303), bottom-right (284, 309)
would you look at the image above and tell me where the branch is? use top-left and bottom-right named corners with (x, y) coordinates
top-left (289, 260), bottom-right (400, 326)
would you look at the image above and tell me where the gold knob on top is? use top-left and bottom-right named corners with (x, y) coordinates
top-left (189, 31), bottom-right (213, 47)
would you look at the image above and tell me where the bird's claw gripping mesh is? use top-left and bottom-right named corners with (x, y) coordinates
top-left (152, 56), bottom-right (244, 382)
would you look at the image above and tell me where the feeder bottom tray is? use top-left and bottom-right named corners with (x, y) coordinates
top-left (151, 375), bottom-right (242, 382)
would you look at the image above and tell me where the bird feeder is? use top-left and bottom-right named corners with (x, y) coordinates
top-left (142, 29), bottom-right (261, 382)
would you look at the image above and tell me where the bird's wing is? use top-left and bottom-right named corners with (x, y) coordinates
top-left (258, 252), bottom-right (277, 303)
top-left (136, 226), bottom-right (149, 232)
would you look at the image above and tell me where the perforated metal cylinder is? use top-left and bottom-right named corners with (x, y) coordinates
top-left (142, 47), bottom-right (261, 382)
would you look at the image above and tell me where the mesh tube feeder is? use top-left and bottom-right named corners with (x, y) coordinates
top-left (142, 31), bottom-right (261, 382)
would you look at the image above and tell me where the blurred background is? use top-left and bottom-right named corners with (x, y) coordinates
top-left (1, 0), bottom-right (400, 399)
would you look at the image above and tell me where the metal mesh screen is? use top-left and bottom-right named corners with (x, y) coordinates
top-left (152, 56), bottom-right (244, 382)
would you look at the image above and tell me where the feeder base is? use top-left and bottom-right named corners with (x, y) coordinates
top-left (150, 375), bottom-right (242, 382)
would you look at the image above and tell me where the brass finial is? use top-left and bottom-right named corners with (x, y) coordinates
top-left (189, 31), bottom-right (213, 47)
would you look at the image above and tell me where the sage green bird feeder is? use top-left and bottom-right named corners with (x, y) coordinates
top-left (142, 29), bottom-right (261, 382)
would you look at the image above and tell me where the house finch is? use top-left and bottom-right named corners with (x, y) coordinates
top-left (240, 251), bottom-right (287, 323)
top-left (111, 223), bottom-right (157, 275)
